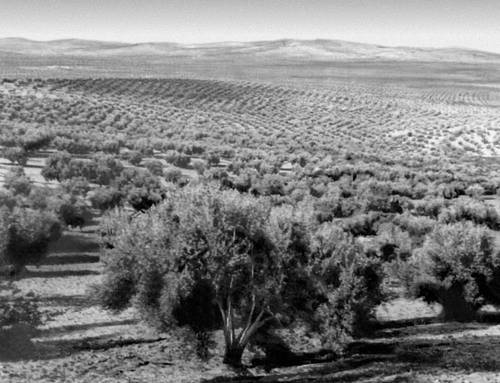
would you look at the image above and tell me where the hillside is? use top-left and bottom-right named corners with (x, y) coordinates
top-left (1, 77), bottom-right (500, 160)
top-left (1, 38), bottom-right (500, 62)
top-left (1, 38), bottom-right (500, 63)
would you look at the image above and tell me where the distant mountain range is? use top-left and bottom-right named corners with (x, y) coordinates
top-left (1, 37), bottom-right (500, 63)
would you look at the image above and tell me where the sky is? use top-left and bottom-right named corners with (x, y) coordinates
top-left (0, 0), bottom-right (499, 53)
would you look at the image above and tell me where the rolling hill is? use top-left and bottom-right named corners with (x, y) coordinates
top-left (1, 37), bottom-right (500, 63)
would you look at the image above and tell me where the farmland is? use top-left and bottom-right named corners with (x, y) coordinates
top-left (2, 39), bottom-right (500, 382)
top-left (1, 75), bottom-right (500, 162)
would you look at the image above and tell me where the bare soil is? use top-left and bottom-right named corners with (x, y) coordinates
top-left (3, 221), bottom-right (500, 382)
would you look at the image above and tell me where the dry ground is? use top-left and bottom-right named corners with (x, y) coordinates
top-left (3, 221), bottom-right (500, 382)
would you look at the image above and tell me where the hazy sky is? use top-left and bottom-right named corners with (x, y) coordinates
top-left (0, 0), bottom-right (499, 52)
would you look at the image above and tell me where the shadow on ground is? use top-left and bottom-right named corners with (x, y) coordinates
top-left (48, 232), bottom-right (100, 254)
top-left (23, 269), bottom-right (100, 278)
top-left (39, 318), bottom-right (138, 337)
top-left (44, 253), bottom-right (100, 265)
top-left (204, 318), bottom-right (500, 383)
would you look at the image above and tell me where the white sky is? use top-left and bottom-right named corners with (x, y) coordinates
top-left (0, 0), bottom-right (499, 53)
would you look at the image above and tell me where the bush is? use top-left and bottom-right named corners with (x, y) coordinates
top-left (0, 207), bottom-right (62, 272)
top-left (409, 222), bottom-right (500, 321)
top-left (413, 197), bottom-right (446, 218)
top-left (3, 167), bottom-right (31, 196)
top-left (191, 159), bottom-right (207, 176)
top-left (165, 150), bottom-right (190, 168)
top-left (123, 150), bottom-right (143, 166)
top-left (393, 213), bottom-right (436, 244)
top-left (311, 225), bottom-right (383, 350)
top-left (100, 186), bottom-right (286, 366)
top-left (99, 185), bottom-right (386, 366)
top-left (342, 213), bottom-right (380, 236)
top-left (466, 184), bottom-right (485, 198)
top-left (61, 177), bottom-right (91, 197)
top-left (314, 197), bottom-right (358, 222)
top-left (58, 197), bottom-right (91, 229)
top-left (90, 187), bottom-right (123, 211)
top-left (144, 159), bottom-right (164, 177)
top-left (253, 174), bottom-right (286, 196)
top-left (41, 151), bottom-right (72, 181)
top-left (3, 147), bottom-right (28, 166)
top-left (438, 197), bottom-right (500, 230)
top-left (163, 168), bottom-right (183, 184)
top-left (116, 168), bottom-right (166, 211)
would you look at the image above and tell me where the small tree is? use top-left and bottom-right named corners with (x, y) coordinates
top-left (409, 222), bottom-right (500, 321)
top-left (122, 150), bottom-right (143, 166)
top-left (116, 168), bottom-right (165, 211)
top-left (100, 185), bottom-right (386, 366)
top-left (0, 207), bottom-right (62, 273)
top-left (61, 177), bottom-right (91, 197)
top-left (191, 159), bottom-right (207, 176)
top-left (58, 196), bottom-right (91, 229)
top-left (311, 224), bottom-right (383, 349)
top-left (3, 147), bottom-right (28, 167)
top-left (90, 187), bottom-right (123, 211)
top-left (144, 159), bottom-right (164, 177)
top-left (100, 186), bottom-right (308, 366)
top-left (4, 167), bottom-right (32, 196)
top-left (41, 151), bottom-right (72, 182)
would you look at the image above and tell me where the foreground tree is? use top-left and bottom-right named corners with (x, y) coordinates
top-left (99, 185), bottom-right (384, 366)
top-left (100, 186), bottom-right (289, 366)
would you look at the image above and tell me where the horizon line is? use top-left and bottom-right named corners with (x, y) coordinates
top-left (1, 36), bottom-right (500, 55)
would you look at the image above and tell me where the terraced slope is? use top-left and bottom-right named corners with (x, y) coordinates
top-left (1, 78), bottom-right (499, 160)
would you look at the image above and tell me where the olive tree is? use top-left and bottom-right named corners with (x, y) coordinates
top-left (100, 185), bottom-right (309, 366)
top-left (99, 185), bottom-right (385, 366)
top-left (409, 221), bottom-right (500, 321)
top-left (0, 207), bottom-right (62, 274)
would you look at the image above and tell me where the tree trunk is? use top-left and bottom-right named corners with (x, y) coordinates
top-left (223, 345), bottom-right (244, 367)
top-left (440, 284), bottom-right (477, 322)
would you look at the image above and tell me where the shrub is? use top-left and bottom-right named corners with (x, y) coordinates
top-left (3, 167), bottom-right (31, 196)
top-left (116, 168), bottom-right (166, 211)
top-left (342, 213), bottom-right (380, 236)
top-left (123, 150), bottom-right (143, 166)
top-left (393, 213), bottom-right (436, 243)
top-left (311, 224), bottom-right (383, 350)
top-left (413, 197), bottom-right (446, 218)
top-left (191, 159), bottom-right (207, 176)
top-left (92, 153), bottom-right (124, 185)
top-left (61, 177), bottom-right (91, 197)
top-left (409, 222), bottom-right (500, 321)
top-left (0, 207), bottom-right (62, 273)
top-left (3, 147), bottom-right (28, 166)
top-left (465, 184), bottom-right (485, 198)
top-left (41, 151), bottom-right (72, 181)
top-left (253, 174), bottom-right (286, 196)
top-left (100, 186), bottom-right (288, 366)
top-left (165, 150), bottom-right (190, 168)
top-left (314, 197), bottom-right (358, 222)
top-left (206, 151), bottom-right (220, 166)
top-left (163, 168), bottom-right (183, 184)
top-left (438, 197), bottom-right (500, 230)
top-left (0, 190), bottom-right (17, 211)
top-left (101, 139), bottom-right (121, 154)
top-left (58, 197), bottom-right (91, 229)
top-left (144, 160), bottom-right (164, 177)
top-left (99, 185), bottom-right (386, 366)
top-left (90, 187), bottom-right (123, 211)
